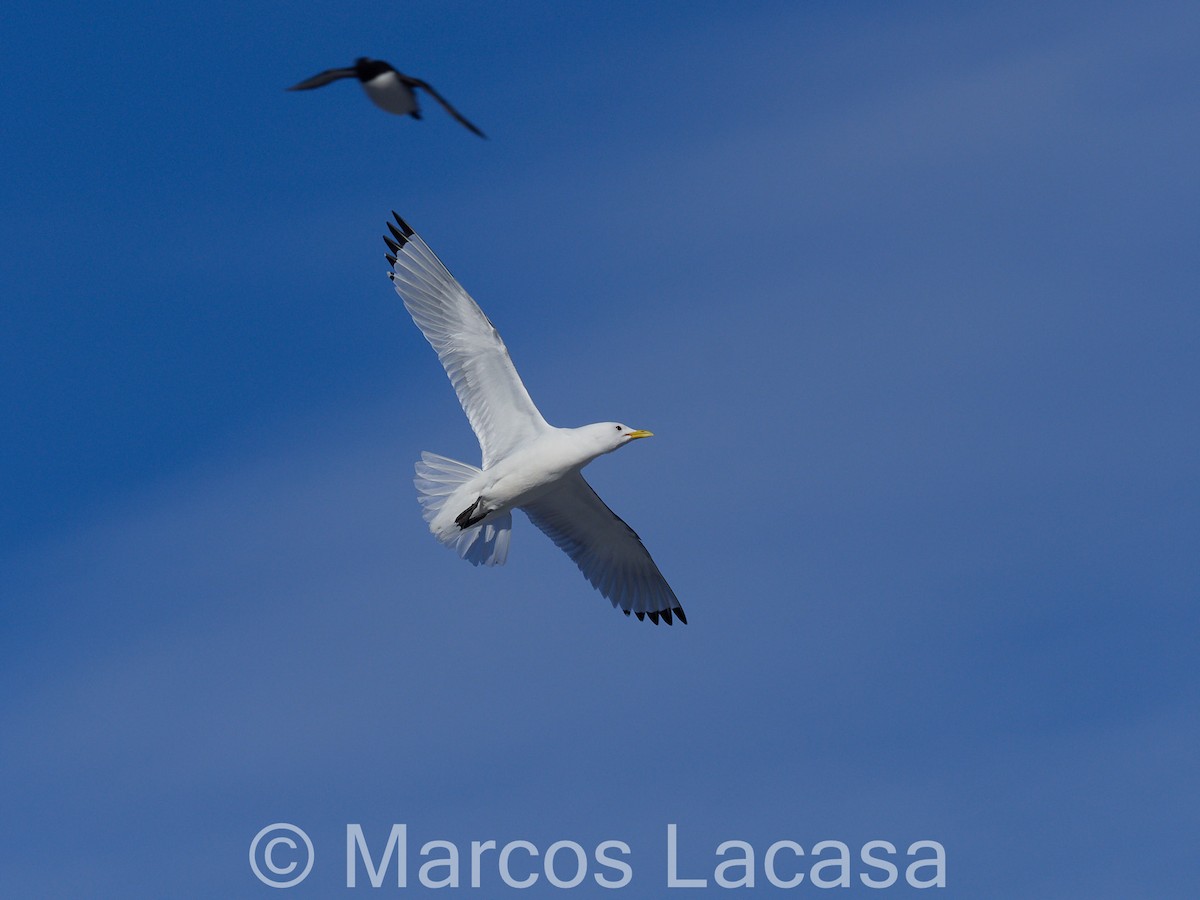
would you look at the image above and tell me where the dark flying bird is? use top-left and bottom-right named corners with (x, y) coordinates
top-left (287, 57), bottom-right (486, 138)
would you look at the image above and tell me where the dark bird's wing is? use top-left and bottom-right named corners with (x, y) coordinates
top-left (287, 67), bottom-right (358, 91)
top-left (403, 76), bottom-right (487, 138)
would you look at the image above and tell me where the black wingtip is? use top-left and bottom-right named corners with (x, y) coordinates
top-left (385, 253), bottom-right (397, 266)
top-left (390, 211), bottom-right (415, 239)
top-left (625, 606), bottom-right (686, 625)
top-left (628, 608), bottom-right (687, 625)
top-left (383, 234), bottom-right (402, 255)
top-left (386, 223), bottom-right (410, 251)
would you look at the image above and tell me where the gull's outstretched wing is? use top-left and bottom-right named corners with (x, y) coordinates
top-left (403, 76), bottom-right (487, 138)
top-left (522, 473), bottom-right (685, 625)
top-left (384, 213), bottom-right (550, 467)
top-left (287, 67), bottom-right (358, 91)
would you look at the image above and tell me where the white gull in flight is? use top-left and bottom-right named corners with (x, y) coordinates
top-left (384, 213), bottom-right (684, 625)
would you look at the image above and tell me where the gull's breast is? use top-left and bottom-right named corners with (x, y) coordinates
top-left (484, 435), bottom-right (583, 509)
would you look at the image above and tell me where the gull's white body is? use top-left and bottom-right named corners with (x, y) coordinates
top-left (384, 214), bottom-right (684, 624)
top-left (426, 425), bottom-right (627, 536)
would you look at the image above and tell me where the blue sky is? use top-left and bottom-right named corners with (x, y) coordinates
top-left (2, 1), bottom-right (1198, 896)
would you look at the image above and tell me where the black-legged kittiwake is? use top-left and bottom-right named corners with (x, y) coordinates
top-left (383, 214), bottom-right (685, 625)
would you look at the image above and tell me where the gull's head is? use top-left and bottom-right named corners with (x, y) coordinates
top-left (580, 422), bottom-right (654, 456)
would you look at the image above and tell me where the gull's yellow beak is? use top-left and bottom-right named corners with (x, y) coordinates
top-left (626, 429), bottom-right (654, 439)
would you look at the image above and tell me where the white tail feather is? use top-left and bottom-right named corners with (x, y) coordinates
top-left (414, 452), bottom-right (511, 567)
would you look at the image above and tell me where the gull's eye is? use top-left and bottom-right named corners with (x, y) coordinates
top-left (615, 425), bottom-right (622, 431)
